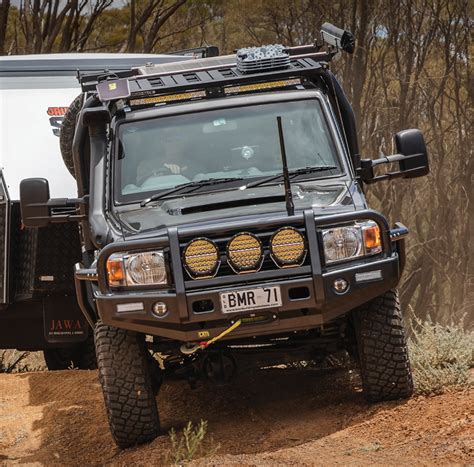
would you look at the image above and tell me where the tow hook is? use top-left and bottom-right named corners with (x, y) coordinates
top-left (180, 319), bottom-right (242, 355)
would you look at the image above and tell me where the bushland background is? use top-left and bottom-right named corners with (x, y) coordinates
top-left (0, 0), bottom-right (472, 325)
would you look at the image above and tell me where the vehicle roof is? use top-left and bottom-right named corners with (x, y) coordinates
top-left (0, 53), bottom-right (190, 75)
top-left (0, 53), bottom-right (178, 60)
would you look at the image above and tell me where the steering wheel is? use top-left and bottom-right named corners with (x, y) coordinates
top-left (138, 167), bottom-right (173, 186)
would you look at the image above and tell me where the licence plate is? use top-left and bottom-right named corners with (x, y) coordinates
top-left (220, 286), bottom-right (282, 313)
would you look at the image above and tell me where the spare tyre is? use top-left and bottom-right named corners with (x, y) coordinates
top-left (59, 93), bottom-right (85, 178)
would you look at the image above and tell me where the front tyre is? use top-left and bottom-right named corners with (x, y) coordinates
top-left (95, 322), bottom-right (161, 448)
top-left (354, 289), bottom-right (413, 401)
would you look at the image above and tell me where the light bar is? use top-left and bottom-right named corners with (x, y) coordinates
top-left (129, 90), bottom-right (206, 107)
top-left (224, 78), bottom-right (301, 95)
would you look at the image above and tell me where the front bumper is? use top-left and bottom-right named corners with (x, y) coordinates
top-left (80, 209), bottom-right (405, 342)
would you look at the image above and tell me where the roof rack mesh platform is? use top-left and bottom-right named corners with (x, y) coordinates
top-left (83, 50), bottom-right (330, 105)
top-left (79, 23), bottom-right (355, 104)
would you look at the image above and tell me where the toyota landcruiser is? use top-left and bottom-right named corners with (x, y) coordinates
top-left (19, 24), bottom-right (429, 448)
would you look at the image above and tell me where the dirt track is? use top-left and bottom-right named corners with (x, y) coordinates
top-left (0, 368), bottom-right (472, 465)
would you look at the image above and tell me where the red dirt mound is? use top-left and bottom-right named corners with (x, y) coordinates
top-left (0, 368), bottom-right (472, 464)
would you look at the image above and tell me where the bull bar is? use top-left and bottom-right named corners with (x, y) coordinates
top-left (75, 209), bottom-right (406, 342)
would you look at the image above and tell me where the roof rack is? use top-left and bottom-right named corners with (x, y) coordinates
top-left (83, 52), bottom-right (329, 102)
top-left (79, 23), bottom-right (354, 105)
top-left (163, 45), bottom-right (220, 58)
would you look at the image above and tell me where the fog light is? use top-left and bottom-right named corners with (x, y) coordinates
top-left (152, 301), bottom-right (168, 317)
top-left (333, 278), bottom-right (349, 294)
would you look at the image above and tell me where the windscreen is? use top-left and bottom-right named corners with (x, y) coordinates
top-left (116, 99), bottom-right (342, 203)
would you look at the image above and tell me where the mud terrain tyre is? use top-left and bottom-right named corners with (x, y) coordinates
top-left (43, 333), bottom-right (97, 370)
top-left (354, 289), bottom-right (413, 401)
top-left (59, 93), bottom-right (84, 178)
top-left (95, 321), bottom-right (161, 448)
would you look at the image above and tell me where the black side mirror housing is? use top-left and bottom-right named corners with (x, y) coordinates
top-left (20, 178), bottom-right (51, 228)
top-left (395, 129), bottom-right (429, 178)
top-left (359, 128), bottom-right (429, 184)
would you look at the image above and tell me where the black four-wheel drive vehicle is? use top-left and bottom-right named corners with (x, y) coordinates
top-left (19, 24), bottom-right (429, 448)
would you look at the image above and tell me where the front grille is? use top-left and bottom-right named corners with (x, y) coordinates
top-left (180, 224), bottom-right (310, 282)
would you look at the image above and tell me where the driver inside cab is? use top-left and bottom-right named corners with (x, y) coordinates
top-left (136, 143), bottom-right (188, 186)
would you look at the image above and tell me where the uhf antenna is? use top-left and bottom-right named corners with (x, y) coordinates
top-left (276, 116), bottom-right (295, 216)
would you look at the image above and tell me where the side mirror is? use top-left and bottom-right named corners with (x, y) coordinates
top-left (20, 178), bottom-right (51, 228)
top-left (395, 129), bottom-right (429, 178)
top-left (359, 129), bottom-right (429, 184)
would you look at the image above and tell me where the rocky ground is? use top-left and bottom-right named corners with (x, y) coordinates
top-left (0, 367), bottom-right (472, 465)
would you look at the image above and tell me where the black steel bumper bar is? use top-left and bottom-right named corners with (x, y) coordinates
top-left (71, 209), bottom-right (405, 341)
top-left (92, 255), bottom-right (400, 342)
top-left (95, 208), bottom-right (392, 294)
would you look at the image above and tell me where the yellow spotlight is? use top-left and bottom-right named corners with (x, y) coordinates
top-left (226, 233), bottom-right (263, 273)
top-left (270, 227), bottom-right (306, 268)
top-left (183, 238), bottom-right (219, 279)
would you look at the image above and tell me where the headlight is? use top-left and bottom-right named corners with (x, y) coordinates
top-left (322, 220), bottom-right (382, 264)
top-left (106, 250), bottom-right (168, 287)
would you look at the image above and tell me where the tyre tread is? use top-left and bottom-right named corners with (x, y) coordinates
top-left (59, 94), bottom-right (83, 178)
top-left (355, 289), bottom-right (413, 401)
top-left (95, 322), bottom-right (160, 448)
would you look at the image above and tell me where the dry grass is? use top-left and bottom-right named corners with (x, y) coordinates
top-left (166, 420), bottom-right (219, 465)
top-left (0, 350), bottom-right (46, 373)
top-left (0, 350), bottom-right (32, 373)
top-left (408, 318), bottom-right (473, 396)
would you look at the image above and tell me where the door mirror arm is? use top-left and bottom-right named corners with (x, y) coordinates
top-left (20, 178), bottom-right (88, 227)
top-left (358, 129), bottom-right (429, 184)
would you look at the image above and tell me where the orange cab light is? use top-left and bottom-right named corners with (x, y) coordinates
top-left (363, 224), bottom-right (382, 251)
top-left (107, 257), bottom-right (126, 286)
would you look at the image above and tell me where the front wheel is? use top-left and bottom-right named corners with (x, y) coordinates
top-left (353, 289), bottom-right (413, 401)
top-left (94, 321), bottom-right (161, 448)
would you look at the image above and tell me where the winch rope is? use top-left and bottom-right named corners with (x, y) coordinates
top-left (180, 319), bottom-right (242, 355)
top-left (199, 319), bottom-right (242, 348)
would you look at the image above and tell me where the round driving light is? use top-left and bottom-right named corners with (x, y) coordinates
top-left (270, 227), bottom-right (306, 268)
top-left (226, 232), bottom-right (263, 273)
top-left (333, 278), bottom-right (349, 294)
top-left (183, 238), bottom-right (219, 279)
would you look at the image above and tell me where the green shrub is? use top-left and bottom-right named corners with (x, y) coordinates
top-left (167, 420), bottom-right (219, 465)
top-left (408, 318), bottom-right (473, 396)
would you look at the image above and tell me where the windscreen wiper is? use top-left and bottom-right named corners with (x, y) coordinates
top-left (140, 177), bottom-right (243, 207)
top-left (239, 165), bottom-right (338, 191)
